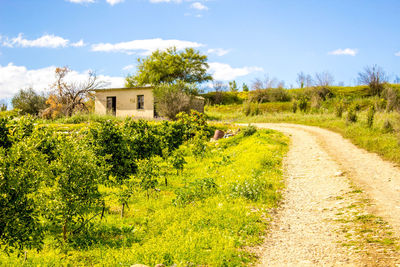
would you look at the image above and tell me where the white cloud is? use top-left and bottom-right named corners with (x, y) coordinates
top-left (2, 34), bottom-right (86, 49)
top-left (0, 63), bottom-right (124, 98)
top-left (71, 39), bottom-right (86, 47)
top-left (122, 64), bottom-right (135, 71)
top-left (3, 34), bottom-right (69, 48)
top-left (395, 51), bottom-right (400, 56)
top-left (208, 62), bottom-right (263, 81)
top-left (149, 0), bottom-right (183, 3)
top-left (66, 0), bottom-right (95, 4)
top-left (191, 2), bottom-right (208, 10)
top-left (91, 38), bottom-right (204, 55)
top-left (328, 48), bottom-right (358, 56)
top-left (106, 0), bottom-right (125, 5)
top-left (207, 48), bottom-right (230, 56)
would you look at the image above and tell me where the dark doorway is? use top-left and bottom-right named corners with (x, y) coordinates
top-left (106, 96), bottom-right (116, 116)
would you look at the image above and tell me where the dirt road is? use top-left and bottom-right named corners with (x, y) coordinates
top-left (253, 123), bottom-right (400, 266)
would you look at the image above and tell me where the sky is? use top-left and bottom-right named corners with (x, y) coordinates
top-left (0, 0), bottom-right (400, 99)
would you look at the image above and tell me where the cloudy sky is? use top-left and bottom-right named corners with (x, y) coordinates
top-left (1, 0), bottom-right (400, 99)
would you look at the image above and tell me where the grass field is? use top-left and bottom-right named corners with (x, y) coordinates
top-left (0, 128), bottom-right (288, 266)
top-left (206, 104), bottom-right (400, 165)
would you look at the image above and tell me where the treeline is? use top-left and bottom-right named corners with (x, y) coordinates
top-left (0, 111), bottom-right (212, 253)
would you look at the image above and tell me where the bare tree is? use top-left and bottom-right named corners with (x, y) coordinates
top-left (252, 75), bottom-right (281, 90)
top-left (296, 72), bottom-right (313, 88)
top-left (213, 80), bottom-right (227, 92)
top-left (314, 71), bottom-right (334, 87)
top-left (358, 65), bottom-right (388, 96)
top-left (43, 67), bottom-right (104, 118)
top-left (296, 72), bottom-right (306, 88)
top-left (251, 78), bottom-right (264, 90)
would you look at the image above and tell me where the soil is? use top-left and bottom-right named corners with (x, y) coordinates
top-left (252, 123), bottom-right (400, 266)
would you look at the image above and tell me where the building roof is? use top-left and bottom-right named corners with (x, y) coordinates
top-left (94, 86), bottom-right (153, 92)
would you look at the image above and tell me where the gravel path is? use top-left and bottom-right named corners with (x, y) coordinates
top-left (252, 123), bottom-right (400, 266)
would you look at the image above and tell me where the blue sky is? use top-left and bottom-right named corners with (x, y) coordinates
top-left (0, 0), bottom-right (400, 98)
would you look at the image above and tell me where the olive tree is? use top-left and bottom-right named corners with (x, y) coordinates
top-left (11, 88), bottom-right (47, 116)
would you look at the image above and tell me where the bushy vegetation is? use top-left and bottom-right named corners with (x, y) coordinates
top-left (0, 110), bottom-right (288, 266)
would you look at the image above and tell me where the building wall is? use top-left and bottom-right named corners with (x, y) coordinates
top-left (95, 88), bottom-right (154, 119)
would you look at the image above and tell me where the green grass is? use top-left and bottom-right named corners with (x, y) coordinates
top-left (207, 104), bottom-right (400, 165)
top-left (0, 129), bottom-right (288, 266)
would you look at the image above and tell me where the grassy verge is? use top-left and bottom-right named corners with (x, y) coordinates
top-left (0, 128), bottom-right (288, 266)
top-left (206, 104), bottom-right (400, 165)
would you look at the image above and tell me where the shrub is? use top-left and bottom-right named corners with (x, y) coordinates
top-left (291, 101), bottom-right (297, 113)
top-left (242, 125), bottom-right (257, 137)
top-left (367, 105), bottom-right (375, 128)
top-left (249, 88), bottom-right (291, 103)
top-left (243, 101), bottom-right (252, 116)
top-left (382, 86), bottom-right (400, 111)
top-left (383, 119), bottom-right (394, 133)
top-left (335, 100), bottom-right (344, 118)
top-left (346, 105), bottom-right (357, 123)
top-left (298, 96), bottom-right (308, 112)
top-left (202, 91), bottom-right (243, 105)
top-left (153, 82), bottom-right (200, 120)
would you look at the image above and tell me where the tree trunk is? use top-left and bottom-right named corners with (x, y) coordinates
top-left (121, 203), bottom-right (125, 218)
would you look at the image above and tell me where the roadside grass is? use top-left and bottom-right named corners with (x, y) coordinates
top-left (335, 185), bottom-right (400, 265)
top-left (206, 104), bottom-right (400, 165)
top-left (0, 128), bottom-right (288, 266)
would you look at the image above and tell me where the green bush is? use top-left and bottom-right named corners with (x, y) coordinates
top-left (249, 88), bottom-right (291, 103)
top-left (291, 101), bottom-right (297, 113)
top-left (335, 100), bottom-right (344, 118)
top-left (367, 105), bottom-right (375, 128)
top-left (242, 125), bottom-right (257, 137)
top-left (202, 91), bottom-right (243, 105)
top-left (346, 105), bottom-right (357, 123)
top-left (298, 96), bottom-right (308, 112)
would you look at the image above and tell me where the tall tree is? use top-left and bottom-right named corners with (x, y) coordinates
top-left (125, 47), bottom-right (212, 87)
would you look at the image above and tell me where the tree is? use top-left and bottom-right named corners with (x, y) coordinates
top-left (153, 82), bottom-right (198, 120)
top-left (251, 75), bottom-right (280, 90)
top-left (314, 71), bottom-right (334, 87)
top-left (0, 142), bottom-right (49, 252)
top-left (358, 65), bottom-right (388, 96)
top-left (228, 80), bottom-right (239, 92)
top-left (42, 67), bottom-right (103, 118)
top-left (47, 136), bottom-right (106, 242)
top-left (242, 83), bottom-right (249, 92)
top-left (125, 47), bottom-right (212, 87)
top-left (11, 88), bottom-right (47, 116)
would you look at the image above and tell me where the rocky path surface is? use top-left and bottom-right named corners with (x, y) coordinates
top-left (252, 123), bottom-right (400, 266)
